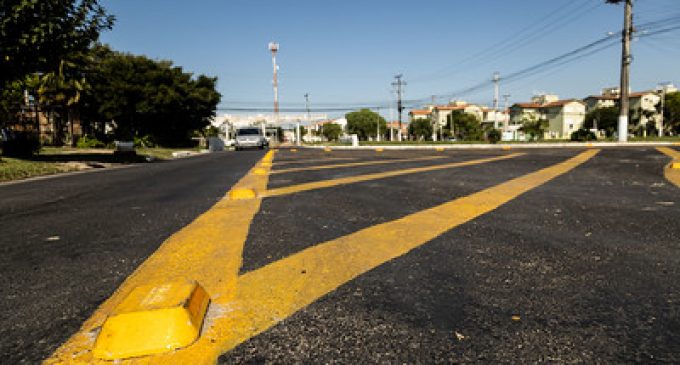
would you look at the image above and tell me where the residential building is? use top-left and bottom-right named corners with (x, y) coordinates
top-left (408, 109), bottom-right (431, 121)
top-left (583, 95), bottom-right (618, 111)
top-left (509, 94), bottom-right (586, 139)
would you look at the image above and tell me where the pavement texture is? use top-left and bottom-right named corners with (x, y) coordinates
top-left (2, 146), bottom-right (680, 363)
top-left (221, 147), bottom-right (680, 364)
top-left (0, 150), bottom-right (264, 364)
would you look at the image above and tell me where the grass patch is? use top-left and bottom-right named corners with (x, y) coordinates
top-left (0, 157), bottom-right (80, 182)
top-left (136, 147), bottom-right (202, 160)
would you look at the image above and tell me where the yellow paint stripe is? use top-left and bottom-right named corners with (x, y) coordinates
top-left (657, 147), bottom-right (680, 188)
top-left (152, 149), bottom-right (600, 364)
top-left (264, 153), bottom-right (523, 198)
top-left (271, 155), bottom-right (446, 175)
top-left (46, 150), bottom-right (276, 364)
top-left (273, 157), bottom-right (357, 166)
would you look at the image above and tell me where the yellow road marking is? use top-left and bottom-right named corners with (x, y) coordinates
top-left (657, 147), bottom-right (680, 188)
top-left (264, 153), bottom-right (523, 198)
top-left (271, 155), bottom-right (446, 175)
top-left (46, 150), bottom-right (276, 364)
top-left (150, 149), bottom-right (600, 364)
top-left (273, 157), bottom-right (357, 166)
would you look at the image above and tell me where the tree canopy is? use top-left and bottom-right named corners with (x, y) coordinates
top-left (408, 118), bottom-right (432, 140)
top-left (519, 115), bottom-right (548, 141)
top-left (0, 0), bottom-right (114, 85)
top-left (345, 109), bottom-right (386, 141)
top-left (448, 111), bottom-right (483, 141)
top-left (80, 45), bottom-right (221, 145)
top-left (321, 123), bottom-right (342, 141)
top-left (664, 92), bottom-right (680, 134)
top-left (584, 106), bottom-right (618, 137)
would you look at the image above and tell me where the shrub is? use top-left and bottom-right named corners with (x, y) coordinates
top-left (134, 135), bottom-right (156, 148)
top-left (571, 128), bottom-right (597, 142)
top-left (76, 135), bottom-right (106, 148)
top-left (1, 131), bottom-right (41, 157)
top-left (486, 129), bottom-right (501, 144)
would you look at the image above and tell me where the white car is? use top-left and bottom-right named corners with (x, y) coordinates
top-left (234, 128), bottom-right (268, 150)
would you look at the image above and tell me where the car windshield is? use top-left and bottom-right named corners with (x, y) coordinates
top-left (237, 128), bottom-right (260, 136)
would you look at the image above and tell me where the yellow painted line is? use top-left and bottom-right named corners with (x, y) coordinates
top-left (271, 155), bottom-right (446, 175)
top-left (150, 149), bottom-right (600, 363)
top-left (273, 157), bottom-right (357, 166)
top-left (657, 147), bottom-right (680, 188)
top-left (46, 150), bottom-right (276, 364)
top-left (264, 153), bottom-right (523, 198)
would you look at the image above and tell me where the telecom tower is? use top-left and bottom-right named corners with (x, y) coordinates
top-left (268, 42), bottom-right (280, 132)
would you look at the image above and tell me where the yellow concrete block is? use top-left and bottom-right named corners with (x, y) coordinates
top-left (502, 146), bottom-right (512, 150)
top-left (435, 147), bottom-right (444, 152)
top-left (375, 148), bottom-right (384, 152)
top-left (290, 149), bottom-right (298, 152)
top-left (324, 147), bottom-right (332, 152)
top-left (672, 162), bottom-right (680, 169)
top-left (93, 281), bottom-right (210, 360)
top-left (228, 188), bottom-right (257, 200)
top-left (252, 168), bottom-right (267, 176)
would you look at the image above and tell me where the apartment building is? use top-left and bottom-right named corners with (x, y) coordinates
top-left (509, 94), bottom-right (586, 139)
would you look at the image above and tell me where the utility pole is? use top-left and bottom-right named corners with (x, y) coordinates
top-left (502, 94), bottom-right (511, 131)
top-left (269, 42), bottom-right (280, 136)
top-left (617, 0), bottom-right (633, 142)
top-left (493, 72), bottom-right (500, 111)
top-left (305, 93), bottom-right (311, 141)
top-left (392, 74), bottom-right (406, 141)
top-left (389, 105), bottom-right (395, 141)
top-left (376, 108), bottom-right (381, 142)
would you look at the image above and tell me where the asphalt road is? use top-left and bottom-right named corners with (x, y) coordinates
top-left (0, 150), bottom-right (264, 364)
top-left (221, 147), bottom-right (680, 364)
top-left (2, 146), bottom-right (680, 364)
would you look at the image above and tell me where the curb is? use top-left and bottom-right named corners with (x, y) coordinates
top-left (303, 142), bottom-right (679, 150)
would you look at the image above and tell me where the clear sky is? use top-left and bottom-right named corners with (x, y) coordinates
top-left (100, 0), bottom-right (679, 118)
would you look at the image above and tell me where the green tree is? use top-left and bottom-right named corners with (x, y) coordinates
top-left (79, 45), bottom-right (221, 146)
top-left (448, 111), bottom-right (483, 141)
top-left (664, 92), bottom-right (680, 134)
top-left (519, 115), bottom-right (548, 141)
top-left (321, 123), bottom-right (342, 141)
top-left (0, 0), bottom-right (114, 85)
top-left (486, 128), bottom-right (501, 144)
top-left (584, 106), bottom-right (618, 137)
top-left (408, 118), bottom-right (432, 140)
top-left (345, 109), bottom-right (386, 141)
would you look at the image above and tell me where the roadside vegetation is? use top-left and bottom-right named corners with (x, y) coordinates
top-left (1, 0), bottom-right (220, 160)
top-left (0, 157), bottom-right (80, 182)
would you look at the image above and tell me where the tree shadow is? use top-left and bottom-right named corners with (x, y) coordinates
top-left (29, 152), bottom-right (149, 164)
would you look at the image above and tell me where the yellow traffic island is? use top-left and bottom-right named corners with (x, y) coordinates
top-left (93, 281), bottom-right (210, 360)
top-left (46, 149), bottom-right (277, 364)
top-left (657, 147), bottom-right (680, 188)
top-left (665, 162), bottom-right (680, 188)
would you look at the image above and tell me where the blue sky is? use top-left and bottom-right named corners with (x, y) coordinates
top-left (100, 0), bottom-right (680, 118)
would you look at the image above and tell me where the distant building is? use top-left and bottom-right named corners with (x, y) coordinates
top-left (408, 109), bottom-right (432, 121)
top-left (509, 94), bottom-right (586, 139)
